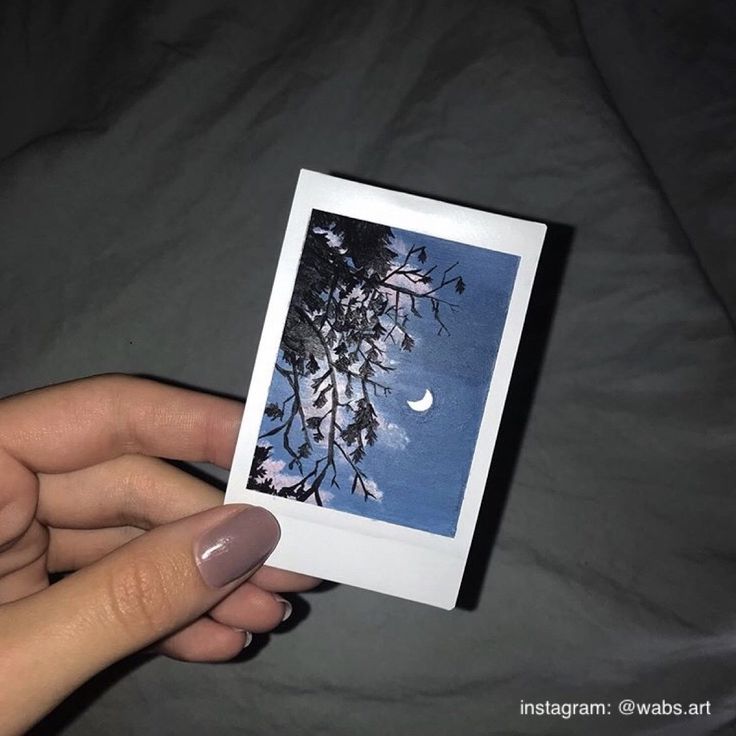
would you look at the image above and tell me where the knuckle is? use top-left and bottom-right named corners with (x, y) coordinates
top-left (91, 374), bottom-right (144, 454)
top-left (121, 454), bottom-right (161, 493)
top-left (115, 455), bottom-right (161, 524)
top-left (102, 553), bottom-right (186, 641)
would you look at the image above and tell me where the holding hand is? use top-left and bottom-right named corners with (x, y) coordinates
top-left (0, 375), bottom-right (320, 735)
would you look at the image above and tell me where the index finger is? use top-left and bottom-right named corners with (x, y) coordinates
top-left (0, 375), bottom-right (244, 473)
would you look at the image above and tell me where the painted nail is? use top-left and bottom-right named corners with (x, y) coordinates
top-left (277, 597), bottom-right (293, 622)
top-left (195, 506), bottom-right (280, 588)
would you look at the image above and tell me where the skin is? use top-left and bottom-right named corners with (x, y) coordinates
top-left (0, 375), bottom-right (321, 735)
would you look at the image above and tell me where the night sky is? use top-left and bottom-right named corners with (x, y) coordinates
top-left (255, 224), bottom-right (520, 536)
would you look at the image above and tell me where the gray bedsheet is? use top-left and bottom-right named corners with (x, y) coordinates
top-left (1, 2), bottom-right (734, 734)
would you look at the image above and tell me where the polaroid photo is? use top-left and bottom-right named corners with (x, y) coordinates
top-left (225, 170), bottom-right (546, 609)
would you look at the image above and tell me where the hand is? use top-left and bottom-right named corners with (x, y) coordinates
top-left (0, 375), bottom-right (320, 735)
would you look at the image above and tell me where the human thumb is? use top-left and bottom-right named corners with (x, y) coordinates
top-left (0, 504), bottom-right (279, 734)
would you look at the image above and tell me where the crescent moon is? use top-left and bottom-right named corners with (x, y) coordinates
top-left (406, 388), bottom-right (433, 412)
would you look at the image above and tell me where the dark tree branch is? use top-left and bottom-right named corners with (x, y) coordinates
top-left (295, 307), bottom-right (341, 470)
top-left (381, 245), bottom-right (419, 283)
top-left (319, 274), bottom-right (338, 329)
top-left (257, 216), bottom-right (465, 505)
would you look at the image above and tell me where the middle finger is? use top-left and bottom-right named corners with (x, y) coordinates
top-left (37, 455), bottom-right (221, 530)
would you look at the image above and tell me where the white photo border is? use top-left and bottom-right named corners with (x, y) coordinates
top-left (225, 170), bottom-right (546, 609)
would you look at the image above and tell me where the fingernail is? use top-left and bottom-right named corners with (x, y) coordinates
top-left (276, 596), bottom-right (292, 622)
top-left (195, 506), bottom-right (280, 588)
top-left (232, 628), bottom-right (254, 649)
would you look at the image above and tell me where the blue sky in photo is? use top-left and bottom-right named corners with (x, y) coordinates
top-left (255, 225), bottom-right (520, 537)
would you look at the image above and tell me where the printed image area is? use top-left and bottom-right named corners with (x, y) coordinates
top-left (249, 209), bottom-right (520, 536)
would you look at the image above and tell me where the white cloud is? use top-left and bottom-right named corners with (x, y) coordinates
top-left (262, 453), bottom-right (303, 489)
top-left (305, 489), bottom-right (335, 505)
top-left (363, 478), bottom-right (383, 501)
top-left (381, 420), bottom-right (410, 450)
top-left (390, 233), bottom-right (411, 256)
top-left (312, 226), bottom-right (344, 251)
top-left (262, 444), bottom-right (337, 506)
top-left (373, 405), bottom-right (409, 450)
